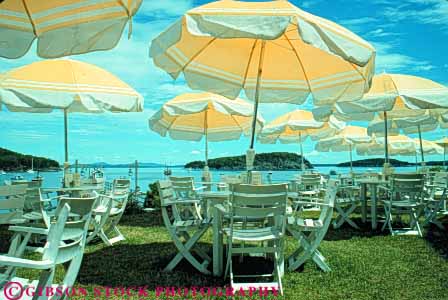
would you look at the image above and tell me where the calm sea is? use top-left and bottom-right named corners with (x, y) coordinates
top-left (0, 166), bottom-right (420, 191)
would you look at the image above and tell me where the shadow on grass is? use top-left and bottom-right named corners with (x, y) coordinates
top-left (120, 210), bottom-right (163, 227)
top-left (77, 242), bottom-right (226, 288)
top-left (0, 225), bottom-right (12, 253)
top-left (324, 217), bottom-right (389, 241)
top-left (424, 218), bottom-right (448, 260)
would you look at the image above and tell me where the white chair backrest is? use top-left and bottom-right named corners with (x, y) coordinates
top-left (300, 173), bottom-right (321, 191)
top-left (230, 184), bottom-right (288, 229)
top-left (0, 184), bottom-right (27, 224)
top-left (56, 192), bottom-right (98, 247)
top-left (113, 179), bottom-right (131, 195)
top-left (251, 171), bottom-right (263, 185)
top-left (390, 173), bottom-right (425, 202)
top-left (12, 180), bottom-right (41, 212)
top-left (169, 176), bottom-right (196, 199)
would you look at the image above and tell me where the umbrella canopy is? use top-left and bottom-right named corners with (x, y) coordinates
top-left (367, 113), bottom-right (445, 164)
top-left (357, 135), bottom-right (439, 155)
top-left (315, 126), bottom-right (371, 171)
top-left (0, 0), bottom-right (142, 59)
top-left (0, 59), bottom-right (143, 179)
top-left (313, 73), bottom-right (448, 165)
top-left (150, 0), bottom-right (376, 169)
top-left (149, 92), bottom-right (264, 167)
top-left (258, 110), bottom-right (345, 169)
top-left (357, 135), bottom-right (442, 170)
top-left (435, 137), bottom-right (448, 167)
top-left (315, 74), bottom-right (448, 119)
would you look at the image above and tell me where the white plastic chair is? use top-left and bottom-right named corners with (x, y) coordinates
top-left (0, 184), bottom-right (27, 225)
top-left (287, 180), bottom-right (337, 272)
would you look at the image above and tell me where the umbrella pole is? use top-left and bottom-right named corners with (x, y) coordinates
top-left (247, 40), bottom-right (266, 175)
top-left (204, 110), bottom-right (209, 167)
top-left (383, 111), bottom-right (389, 164)
top-left (349, 144), bottom-right (353, 173)
top-left (63, 109), bottom-right (69, 187)
top-left (64, 109), bottom-right (69, 163)
top-left (299, 132), bottom-right (305, 170)
top-left (444, 145), bottom-right (446, 169)
top-left (418, 125), bottom-right (425, 166)
top-left (415, 151), bottom-right (418, 171)
top-left (249, 40), bottom-right (266, 150)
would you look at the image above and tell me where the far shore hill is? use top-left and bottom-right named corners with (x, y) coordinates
top-left (1, 148), bottom-right (446, 172)
top-left (184, 152), bottom-right (446, 171)
top-left (0, 148), bottom-right (60, 172)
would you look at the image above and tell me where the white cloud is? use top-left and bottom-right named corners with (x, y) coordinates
top-left (383, 0), bottom-right (448, 31)
top-left (367, 28), bottom-right (400, 38)
top-left (339, 17), bottom-right (378, 26)
top-left (372, 41), bottom-right (435, 73)
top-left (191, 150), bottom-right (201, 155)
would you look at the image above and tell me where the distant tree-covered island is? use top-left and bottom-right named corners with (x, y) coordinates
top-left (0, 148), bottom-right (60, 171)
top-left (337, 158), bottom-right (414, 167)
top-left (185, 152), bottom-right (312, 170)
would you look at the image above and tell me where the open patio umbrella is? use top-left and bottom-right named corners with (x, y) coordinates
top-left (367, 113), bottom-right (447, 166)
top-left (258, 110), bottom-right (345, 170)
top-left (435, 137), bottom-right (448, 167)
top-left (357, 135), bottom-right (443, 168)
top-left (0, 0), bottom-right (142, 59)
top-left (150, 0), bottom-right (376, 171)
top-left (313, 73), bottom-right (448, 168)
top-left (315, 126), bottom-right (371, 172)
top-left (0, 59), bottom-right (143, 180)
top-left (149, 92), bottom-right (264, 178)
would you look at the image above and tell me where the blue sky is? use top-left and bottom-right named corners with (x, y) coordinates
top-left (0, 0), bottom-right (447, 165)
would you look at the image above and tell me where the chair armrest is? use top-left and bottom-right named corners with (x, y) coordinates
top-left (214, 204), bottom-right (228, 214)
top-left (377, 185), bottom-right (390, 192)
top-left (293, 200), bottom-right (331, 207)
top-left (338, 185), bottom-right (360, 191)
top-left (0, 255), bottom-right (54, 270)
top-left (163, 199), bottom-right (202, 207)
top-left (8, 226), bottom-right (49, 235)
top-left (194, 186), bottom-right (207, 192)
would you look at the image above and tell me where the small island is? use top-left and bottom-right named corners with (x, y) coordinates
top-left (0, 147), bottom-right (60, 172)
top-left (185, 152), bottom-right (312, 170)
top-left (337, 158), bottom-right (414, 167)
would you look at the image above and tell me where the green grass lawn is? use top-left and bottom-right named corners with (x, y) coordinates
top-left (1, 211), bottom-right (448, 300)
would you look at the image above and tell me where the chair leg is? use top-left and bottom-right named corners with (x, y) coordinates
top-left (224, 238), bottom-right (233, 280)
top-left (274, 245), bottom-right (283, 296)
top-left (287, 229), bottom-right (329, 272)
top-left (411, 210), bottom-right (423, 237)
top-left (165, 227), bottom-right (210, 275)
top-left (333, 204), bottom-right (359, 229)
top-left (180, 232), bottom-right (211, 261)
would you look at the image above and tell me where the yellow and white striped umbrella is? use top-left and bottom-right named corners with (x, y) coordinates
top-left (435, 137), bottom-right (448, 167)
top-left (150, 0), bottom-right (376, 162)
top-left (314, 74), bottom-right (448, 120)
top-left (258, 110), bottom-right (345, 169)
top-left (0, 59), bottom-right (143, 171)
top-left (0, 0), bottom-right (142, 59)
top-left (149, 92), bottom-right (264, 166)
top-left (315, 126), bottom-right (372, 171)
top-left (357, 136), bottom-right (442, 168)
top-left (314, 73), bottom-right (448, 165)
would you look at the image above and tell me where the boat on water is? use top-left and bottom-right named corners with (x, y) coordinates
top-left (164, 164), bottom-right (172, 176)
top-left (0, 170), bottom-right (6, 175)
top-left (26, 158), bottom-right (35, 174)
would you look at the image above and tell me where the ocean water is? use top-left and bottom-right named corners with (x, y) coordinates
top-left (0, 166), bottom-right (420, 191)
